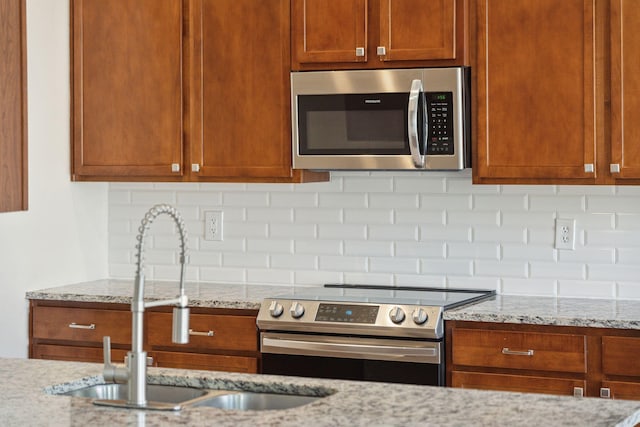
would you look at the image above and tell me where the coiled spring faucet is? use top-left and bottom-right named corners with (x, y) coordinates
top-left (96, 204), bottom-right (190, 411)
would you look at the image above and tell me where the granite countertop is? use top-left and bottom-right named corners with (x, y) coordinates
top-left (27, 280), bottom-right (640, 330)
top-left (25, 279), bottom-right (295, 310)
top-left (2, 358), bottom-right (639, 427)
top-left (444, 294), bottom-right (640, 330)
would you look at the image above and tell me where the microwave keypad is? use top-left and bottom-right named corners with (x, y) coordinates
top-left (425, 92), bottom-right (454, 155)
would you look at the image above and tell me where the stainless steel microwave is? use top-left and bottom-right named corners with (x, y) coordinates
top-left (291, 67), bottom-right (471, 171)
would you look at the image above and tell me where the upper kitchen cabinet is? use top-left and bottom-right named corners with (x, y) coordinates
top-left (0, 0), bottom-right (28, 212)
top-left (71, 0), bottom-right (184, 179)
top-left (291, 0), bottom-right (468, 70)
top-left (474, 0), bottom-right (640, 185)
top-left (610, 0), bottom-right (640, 183)
top-left (473, 0), bottom-right (600, 184)
top-left (71, 0), bottom-right (327, 183)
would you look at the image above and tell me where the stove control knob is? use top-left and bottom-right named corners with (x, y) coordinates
top-left (389, 307), bottom-right (406, 324)
top-left (290, 301), bottom-right (305, 319)
top-left (412, 308), bottom-right (428, 325)
top-left (269, 301), bottom-right (284, 318)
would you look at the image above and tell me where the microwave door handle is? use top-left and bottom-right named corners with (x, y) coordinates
top-left (408, 79), bottom-right (425, 168)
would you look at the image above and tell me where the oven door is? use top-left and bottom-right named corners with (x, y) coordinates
top-left (260, 332), bottom-right (444, 386)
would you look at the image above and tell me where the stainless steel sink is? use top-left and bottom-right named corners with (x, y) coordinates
top-left (192, 392), bottom-right (320, 411)
top-left (63, 383), bottom-right (208, 405)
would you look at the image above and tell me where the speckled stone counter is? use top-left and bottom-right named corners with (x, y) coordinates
top-left (25, 279), bottom-right (295, 310)
top-left (2, 358), bottom-right (639, 427)
top-left (444, 295), bottom-right (640, 330)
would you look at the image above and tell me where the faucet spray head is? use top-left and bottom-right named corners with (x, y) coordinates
top-left (172, 306), bottom-right (190, 344)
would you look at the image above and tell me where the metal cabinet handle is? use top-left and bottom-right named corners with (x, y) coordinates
top-left (584, 163), bottom-right (594, 173)
top-left (408, 79), bottom-right (425, 168)
top-left (600, 387), bottom-right (611, 399)
top-left (501, 347), bottom-right (534, 356)
top-left (355, 47), bottom-right (365, 57)
top-left (376, 46), bottom-right (386, 56)
top-left (573, 387), bottom-right (584, 398)
top-left (610, 164), bottom-right (621, 173)
top-left (189, 329), bottom-right (215, 337)
top-left (171, 163), bottom-right (180, 173)
top-left (69, 323), bottom-right (96, 330)
top-left (191, 163), bottom-right (200, 172)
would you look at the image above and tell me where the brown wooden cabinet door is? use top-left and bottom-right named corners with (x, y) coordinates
top-left (0, 0), bottom-right (27, 212)
top-left (611, 0), bottom-right (640, 180)
top-left (72, 0), bottom-right (184, 179)
top-left (378, 0), bottom-right (456, 62)
top-left (473, 0), bottom-right (598, 183)
top-left (292, 0), bottom-right (368, 65)
top-left (189, 0), bottom-right (295, 179)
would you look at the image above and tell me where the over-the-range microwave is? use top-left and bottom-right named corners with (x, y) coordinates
top-left (291, 67), bottom-right (471, 171)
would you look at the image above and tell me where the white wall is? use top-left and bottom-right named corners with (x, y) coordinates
top-left (108, 173), bottom-right (640, 300)
top-left (0, 0), bottom-right (109, 358)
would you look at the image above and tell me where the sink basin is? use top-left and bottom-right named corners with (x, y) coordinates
top-left (63, 383), bottom-right (208, 404)
top-left (192, 392), bottom-right (320, 411)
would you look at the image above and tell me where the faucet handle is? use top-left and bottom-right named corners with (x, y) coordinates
top-left (103, 336), bottom-right (112, 366)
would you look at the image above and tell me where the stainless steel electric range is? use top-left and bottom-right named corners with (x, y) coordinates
top-left (256, 284), bottom-right (495, 386)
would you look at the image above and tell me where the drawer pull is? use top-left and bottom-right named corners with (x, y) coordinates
top-left (68, 323), bottom-right (96, 330)
top-left (502, 347), bottom-right (534, 356)
top-left (189, 329), bottom-right (214, 337)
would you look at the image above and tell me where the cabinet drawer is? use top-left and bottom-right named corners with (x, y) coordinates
top-left (32, 344), bottom-right (128, 365)
top-left (32, 306), bottom-right (131, 345)
top-left (147, 312), bottom-right (258, 352)
top-left (451, 371), bottom-right (586, 396)
top-left (151, 350), bottom-right (258, 374)
top-left (601, 380), bottom-right (640, 401)
top-left (602, 336), bottom-right (640, 377)
top-left (452, 328), bottom-right (586, 373)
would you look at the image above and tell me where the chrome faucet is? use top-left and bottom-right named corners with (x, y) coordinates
top-left (96, 204), bottom-right (190, 411)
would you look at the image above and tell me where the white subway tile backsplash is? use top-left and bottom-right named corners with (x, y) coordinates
top-left (474, 260), bottom-right (527, 278)
top-left (247, 238), bottom-right (293, 254)
top-left (369, 257), bottom-right (419, 274)
top-left (319, 255), bottom-right (367, 272)
top-left (501, 244), bottom-right (555, 262)
top-left (319, 223), bottom-right (367, 240)
top-left (294, 208), bottom-right (342, 224)
top-left (247, 208), bottom-right (293, 223)
top-left (502, 278), bottom-right (556, 296)
top-left (557, 280), bottom-right (615, 298)
top-left (369, 193), bottom-right (419, 209)
top-left (529, 195), bottom-right (585, 212)
top-left (344, 177), bottom-right (394, 193)
top-left (530, 262), bottom-right (586, 280)
top-left (473, 195), bottom-right (526, 211)
top-left (108, 173), bottom-right (640, 299)
top-left (448, 243), bottom-right (500, 260)
top-left (345, 240), bottom-right (393, 257)
top-left (271, 254), bottom-right (316, 270)
top-left (270, 192), bottom-right (317, 207)
top-left (295, 240), bottom-right (342, 256)
top-left (370, 224), bottom-right (418, 241)
top-left (319, 193), bottom-right (367, 208)
top-left (344, 209), bottom-right (392, 225)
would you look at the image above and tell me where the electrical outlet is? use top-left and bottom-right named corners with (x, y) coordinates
top-left (554, 218), bottom-right (576, 250)
top-left (204, 210), bottom-right (223, 241)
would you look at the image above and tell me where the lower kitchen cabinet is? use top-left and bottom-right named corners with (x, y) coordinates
top-left (447, 321), bottom-right (640, 400)
top-left (29, 300), bottom-right (260, 374)
top-left (146, 309), bottom-right (260, 373)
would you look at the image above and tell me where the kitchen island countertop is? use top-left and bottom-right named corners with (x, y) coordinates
top-left (2, 357), bottom-right (640, 427)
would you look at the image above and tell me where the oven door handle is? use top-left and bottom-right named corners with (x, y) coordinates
top-left (408, 79), bottom-right (425, 169)
top-left (261, 334), bottom-right (440, 364)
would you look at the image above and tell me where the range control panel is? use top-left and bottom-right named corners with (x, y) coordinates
top-left (425, 92), bottom-right (454, 155)
top-left (256, 299), bottom-right (444, 339)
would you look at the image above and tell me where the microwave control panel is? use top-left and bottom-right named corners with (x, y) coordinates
top-left (425, 92), bottom-right (454, 155)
